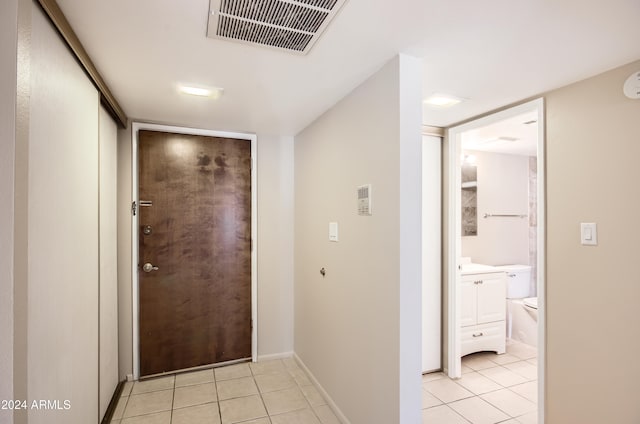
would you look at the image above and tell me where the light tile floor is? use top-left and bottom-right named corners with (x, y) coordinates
top-left (110, 358), bottom-right (342, 424)
top-left (422, 340), bottom-right (539, 424)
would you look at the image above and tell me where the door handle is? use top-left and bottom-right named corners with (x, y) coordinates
top-left (142, 262), bottom-right (159, 273)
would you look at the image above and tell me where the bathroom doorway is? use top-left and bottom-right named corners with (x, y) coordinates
top-left (443, 99), bottom-right (545, 423)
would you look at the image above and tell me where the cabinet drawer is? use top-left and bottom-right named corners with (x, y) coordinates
top-left (461, 321), bottom-right (506, 357)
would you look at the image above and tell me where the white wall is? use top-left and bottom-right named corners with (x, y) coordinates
top-left (294, 55), bottom-right (423, 424)
top-left (461, 150), bottom-right (530, 266)
top-left (0, 1), bottom-right (18, 423)
top-left (116, 130), bottom-right (295, 378)
top-left (545, 59), bottom-right (640, 423)
top-left (257, 135), bottom-right (295, 359)
top-left (99, 106), bottom-right (119, 419)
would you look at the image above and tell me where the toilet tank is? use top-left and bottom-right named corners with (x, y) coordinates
top-left (494, 265), bottom-right (532, 299)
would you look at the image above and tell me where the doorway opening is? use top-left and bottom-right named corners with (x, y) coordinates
top-left (422, 99), bottom-right (544, 423)
top-left (131, 122), bottom-right (258, 380)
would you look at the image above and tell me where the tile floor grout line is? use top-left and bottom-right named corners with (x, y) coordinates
top-left (116, 394), bottom-right (131, 424)
top-left (251, 360), bottom-right (272, 423)
top-left (169, 375), bottom-right (175, 424)
top-left (483, 386), bottom-right (537, 418)
top-left (444, 403), bottom-right (474, 424)
top-left (122, 359), bottom-right (339, 424)
top-left (296, 375), bottom-right (325, 422)
top-left (214, 368), bottom-right (224, 424)
top-left (422, 343), bottom-right (538, 423)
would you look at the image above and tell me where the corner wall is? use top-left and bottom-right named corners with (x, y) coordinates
top-left (545, 59), bottom-right (640, 423)
top-left (256, 135), bottom-right (295, 359)
top-left (294, 54), bottom-right (423, 424)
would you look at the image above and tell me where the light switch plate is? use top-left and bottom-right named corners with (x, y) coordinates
top-left (329, 222), bottom-right (339, 242)
top-left (580, 222), bottom-right (597, 246)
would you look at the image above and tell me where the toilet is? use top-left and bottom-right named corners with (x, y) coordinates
top-left (494, 265), bottom-right (538, 347)
top-left (523, 297), bottom-right (538, 321)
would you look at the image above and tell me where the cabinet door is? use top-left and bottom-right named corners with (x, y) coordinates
top-left (460, 279), bottom-right (477, 327)
top-left (476, 275), bottom-right (506, 324)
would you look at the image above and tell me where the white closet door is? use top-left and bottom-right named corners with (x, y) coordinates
top-left (422, 134), bottom-right (442, 373)
top-left (28, 5), bottom-right (99, 423)
top-left (99, 106), bottom-right (119, 420)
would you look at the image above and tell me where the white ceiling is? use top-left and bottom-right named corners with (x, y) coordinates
top-left (56, 0), bottom-right (640, 135)
top-left (461, 111), bottom-right (538, 156)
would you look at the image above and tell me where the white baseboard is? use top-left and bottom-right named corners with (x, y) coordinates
top-left (257, 351), bottom-right (294, 362)
top-left (293, 353), bottom-right (351, 424)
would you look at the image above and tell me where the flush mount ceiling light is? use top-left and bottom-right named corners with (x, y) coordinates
top-left (207, 0), bottom-right (349, 55)
top-left (423, 93), bottom-right (464, 107)
top-left (478, 136), bottom-right (519, 147)
top-left (178, 85), bottom-right (224, 98)
top-left (461, 154), bottom-right (477, 164)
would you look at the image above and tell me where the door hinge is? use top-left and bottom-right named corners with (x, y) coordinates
top-left (132, 201), bottom-right (137, 216)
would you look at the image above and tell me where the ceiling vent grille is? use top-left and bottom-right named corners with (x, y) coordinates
top-left (207, 0), bottom-right (348, 54)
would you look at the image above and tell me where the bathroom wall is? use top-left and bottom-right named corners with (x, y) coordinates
top-left (294, 55), bottom-right (423, 424)
top-left (461, 150), bottom-right (530, 266)
top-left (545, 59), bottom-right (640, 423)
top-left (528, 157), bottom-right (537, 296)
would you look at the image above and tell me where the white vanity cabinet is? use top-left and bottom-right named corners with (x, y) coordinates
top-left (460, 271), bottom-right (507, 357)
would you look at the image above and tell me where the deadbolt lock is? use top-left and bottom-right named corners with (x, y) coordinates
top-left (143, 225), bottom-right (153, 235)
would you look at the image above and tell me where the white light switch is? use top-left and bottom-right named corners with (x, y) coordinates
top-left (580, 223), bottom-right (597, 246)
top-left (329, 222), bottom-right (339, 242)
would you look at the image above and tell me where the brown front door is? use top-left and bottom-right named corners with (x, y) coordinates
top-left (138, 130), bottom-right (252, 377)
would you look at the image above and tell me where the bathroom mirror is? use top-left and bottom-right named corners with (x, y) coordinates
top-left (461, 162), bottom-right (477, 236)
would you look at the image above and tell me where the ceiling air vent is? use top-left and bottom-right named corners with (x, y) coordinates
top-left (207, 0), bottom-right (348, 54)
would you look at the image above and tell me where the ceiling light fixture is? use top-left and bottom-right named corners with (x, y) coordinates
top-left (423, 93), bottom-right (464, 107)
top-left (179, 85), bottom-right (224, 98)
top-left (461, 154), bottom-right (477, 164)
top-left (478, 136), bottom-right (519, 147)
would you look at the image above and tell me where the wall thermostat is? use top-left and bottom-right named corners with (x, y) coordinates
top-left (623, 71), bottom-right (640, 99)
top-left (357, 184), bottom-right (372, 216)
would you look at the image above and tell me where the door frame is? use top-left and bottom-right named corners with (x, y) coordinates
top-left (446, 98), bottom-right (545, 422)
top-left (131, 121), bottom-right (258, 380)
